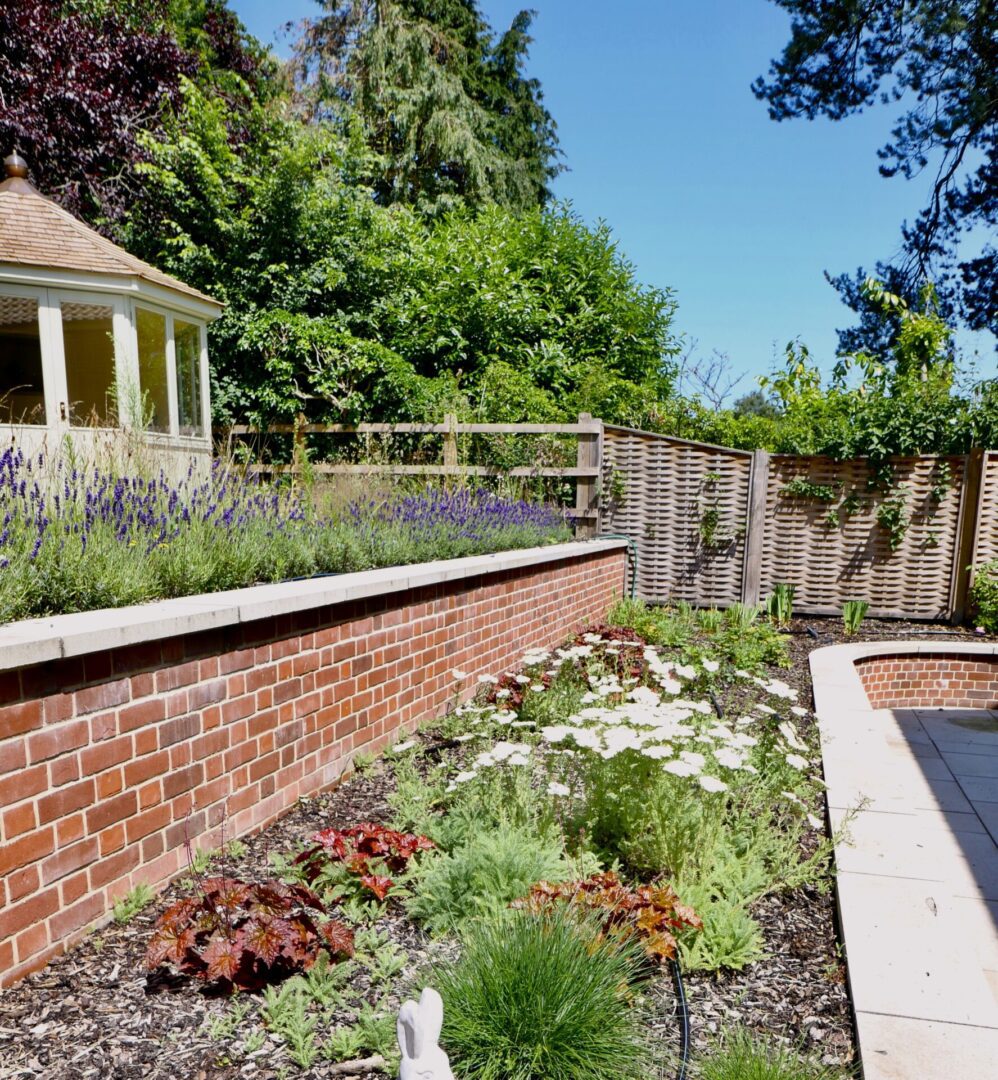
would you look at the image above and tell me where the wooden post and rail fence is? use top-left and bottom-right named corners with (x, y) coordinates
top-left (227, 417), bottom-right (998, 622)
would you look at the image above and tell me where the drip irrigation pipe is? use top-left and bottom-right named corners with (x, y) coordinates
top-left (670, 956), bottom-right (691, 1080)
top-left (597, 532), bottom-right (639, 600)
top-left (709, 689), bottom-right (724, 719)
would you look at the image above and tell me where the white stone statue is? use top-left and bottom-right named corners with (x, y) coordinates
top-left (397, 987), bottom-right (455, 1080)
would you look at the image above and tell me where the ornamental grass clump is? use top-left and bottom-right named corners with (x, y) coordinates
top-left (0, 447), bottom-right (570, 624)
top-left (697, 1027), bottom-right (849, 1080)
top-left (434, 910), bottom-right (655, 1080)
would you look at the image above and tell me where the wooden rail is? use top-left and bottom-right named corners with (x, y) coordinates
top-left (227, 413), bottom-right (603, 536)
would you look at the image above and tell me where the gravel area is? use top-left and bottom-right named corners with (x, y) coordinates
top-left (4, 615), bottom-right (991, 1078)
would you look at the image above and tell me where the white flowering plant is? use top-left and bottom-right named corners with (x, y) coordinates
top-left (391, 609), bottom-right (831, 972)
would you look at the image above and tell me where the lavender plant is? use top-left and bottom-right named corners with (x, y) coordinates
top-left (0, 449), bottom-right (570, 624)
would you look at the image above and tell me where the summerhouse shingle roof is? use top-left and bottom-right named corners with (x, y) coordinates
top-left (0, 168), bottom-right (221, 309)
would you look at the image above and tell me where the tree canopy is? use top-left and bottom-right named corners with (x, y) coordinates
top-left (293, 0), bottom-right (561, 213)
top-left (122, 84), bottom-right (677, 427)
top-left (755, 1), bottom-right (998, 347)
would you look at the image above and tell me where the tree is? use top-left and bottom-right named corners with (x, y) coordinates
top-left (755, 1), bottom-right (998, 342)
top-left (293, 0), bottom-right (561, 213)
top-left (123, 84), bottom-right (676, 427)
top-left (0, 0), bottom-right (194, 222)
top-left (732, 390), bottom-right (781, 420)
top-left (0, 0), bottom-right (272, 225)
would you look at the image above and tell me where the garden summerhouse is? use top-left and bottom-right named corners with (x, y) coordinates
top-left (0, 152), bottom-right (221, 460)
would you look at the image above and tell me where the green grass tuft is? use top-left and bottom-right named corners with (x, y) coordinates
top-left (434, 911), bottom-right (654, 1080)
top-left (696, 1027), bottom-right (850, 1080)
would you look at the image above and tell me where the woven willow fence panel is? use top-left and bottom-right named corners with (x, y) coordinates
top-left (973, 452), bottom-right (998, 569)
top-left (758, 455), bottom-right (966, 619)
top-left (601, 426), bottom-right (752, 606)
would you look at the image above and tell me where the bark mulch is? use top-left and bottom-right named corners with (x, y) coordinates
top-left (3, 616), bottom-right (990, 1079)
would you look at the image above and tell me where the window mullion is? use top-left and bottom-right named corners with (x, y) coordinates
top-left (165, 312), bottom-right (179, 437)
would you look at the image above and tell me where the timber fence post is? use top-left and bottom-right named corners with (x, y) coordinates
top-left (442, 413), bottom-right (458, 471)
top-left (952, 447), bottom-right (986, 624)
top-left (574, 412), bottom-right (601, 539)
top-left (741, 449), bottom-right (770, 606)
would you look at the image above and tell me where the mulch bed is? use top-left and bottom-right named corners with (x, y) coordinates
top-left (2, 616), bottom-right (991, 1079)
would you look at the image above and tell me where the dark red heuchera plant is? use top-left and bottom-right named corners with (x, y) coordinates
top-left (146, 878), bottom-right (354, 991)
top-left (295, 824), bottom-right (435, 901)
top-left (513, 871), bottom-right (702, 962)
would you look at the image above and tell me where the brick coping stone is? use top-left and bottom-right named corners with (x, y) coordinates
top-left (0, 539), bottom-right (627, 672)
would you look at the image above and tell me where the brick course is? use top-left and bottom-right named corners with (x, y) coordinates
top-left (0, 545), bottom-right (624, 986)
top-left (856, 653), bottom-right (998, 709)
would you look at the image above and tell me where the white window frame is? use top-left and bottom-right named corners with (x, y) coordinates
top-left (0, 282), bottom-right (210, 443)
top-left (0, 282), bottom-right (62, 427)
top-left (53, 288), bottom-right (129, 430)
top-left (133, 303), bottom-right (176, 437)
top-left (171, 314), bottom-right (209, 439)
top-left (130, 302), bottom-right (209, 442)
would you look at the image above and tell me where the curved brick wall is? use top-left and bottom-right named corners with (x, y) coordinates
top-left (855, 652), bottom-right (998, 709)
top-left (0, 542), bottom-right (625, 987)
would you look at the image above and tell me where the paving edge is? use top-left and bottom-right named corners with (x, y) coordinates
top-left (810, 641), bottom-right (998, 1080)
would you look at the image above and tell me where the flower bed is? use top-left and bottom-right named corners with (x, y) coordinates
top-left (1, 601), bottom-right (857, 1079)
top-left (0, 447), bottom-right (571, 624)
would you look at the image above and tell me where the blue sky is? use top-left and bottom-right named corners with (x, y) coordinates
top-left (232, 0), bottom-right (995, 390)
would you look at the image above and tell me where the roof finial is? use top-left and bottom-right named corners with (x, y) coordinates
top-left (4, 152), bottom-right (28, 180)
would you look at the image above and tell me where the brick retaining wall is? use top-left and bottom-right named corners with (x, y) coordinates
top-left (0, 543), bottom-right (625, 987)
top-left (856, 652), bottom-right (998, 709)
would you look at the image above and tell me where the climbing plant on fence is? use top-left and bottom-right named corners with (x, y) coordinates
top-left (600, 426), bottom-right (998, 622)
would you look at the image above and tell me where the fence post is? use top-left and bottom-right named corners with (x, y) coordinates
top-left (951, 448), bottom-right (986, 624)
top-left (442, 413), bottom-right (458, 471)
top-left (575, 412), bottom-right (601, 539)
top-left (291, 412), bottom-right (307, 491)
top-left (741, 449), bottom-right (770, 606)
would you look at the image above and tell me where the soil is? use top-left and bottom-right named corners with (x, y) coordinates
top-left (2, 616), bottom-right (992, 1079)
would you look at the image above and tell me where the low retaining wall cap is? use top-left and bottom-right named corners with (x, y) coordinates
top-left (0, 539), bottom-right (627, 673)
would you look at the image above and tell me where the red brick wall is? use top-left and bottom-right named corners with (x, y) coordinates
top-left (0, 546), bottom-right (624, 987)
top-left (856, 653), bottom-right (998, 709)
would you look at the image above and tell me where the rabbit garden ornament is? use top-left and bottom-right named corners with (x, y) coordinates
top-left (397, 987), bottom-right (454, 1080)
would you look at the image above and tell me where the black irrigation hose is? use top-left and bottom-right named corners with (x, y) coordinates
top-left (709, 689), bottom-right (724, 719)
top-left (670, 956), bottom-right (692, 1080)
top-left (598, 532), bottom-right (639, 600)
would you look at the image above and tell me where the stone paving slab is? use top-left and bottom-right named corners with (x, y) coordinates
top-left (810, 644), bottom-right (998, 1080)
top-left (853, 1014), bottom-right (998, 1080)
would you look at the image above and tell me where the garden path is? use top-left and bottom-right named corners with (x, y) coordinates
top-left (810, 644), bottom-right (998, 1080)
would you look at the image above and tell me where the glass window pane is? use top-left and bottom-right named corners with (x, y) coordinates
top-left (63, 302), bottom-right (116, 427)
top-left (136, 308), bottom-right (170, 433)
top-left (175, 319), bottom-right (204, 436)
top-left (0, 296), bottom-right (45, 424)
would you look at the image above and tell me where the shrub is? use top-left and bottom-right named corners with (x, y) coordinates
top-left (404, 824), bottom-right (579, 935)
top-left (672, 882), bottom-right (765, 972)
top-left (970, 558), bottom-right (998, 633)
top-left (146, 878), bottom-right (355, 991)
top-left (433, 911), bottom-right (654, 1080)
top-left (294, 823), bottom-right (435, 901)
top-left (696, 1026), bottom-right (849, 1080)
top-left (514, 871), bottom-right (702, 961)
top-left (0, 448), bottom-right (571, 624)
